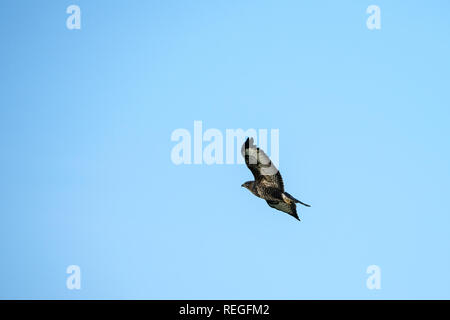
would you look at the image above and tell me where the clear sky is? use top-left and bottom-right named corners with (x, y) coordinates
top-left (1, 1), bottom-right (449, 299)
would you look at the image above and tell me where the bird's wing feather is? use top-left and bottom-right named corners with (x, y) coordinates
top-left (241, 137), bottom-right (284, 191)
top-left (266, 201), bottom-right (300, 221)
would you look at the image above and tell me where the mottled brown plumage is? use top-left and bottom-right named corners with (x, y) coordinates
top-left (241, 137), bottom-right (310, 221)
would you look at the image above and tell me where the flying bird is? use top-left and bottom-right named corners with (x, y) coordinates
top-left (241, 137), bottom-right (310, 221)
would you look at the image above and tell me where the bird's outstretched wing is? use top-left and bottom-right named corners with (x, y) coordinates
top-left (266, 200), bottom-right (300, 221)
top-left (241, 137), bottom-right (284, 191)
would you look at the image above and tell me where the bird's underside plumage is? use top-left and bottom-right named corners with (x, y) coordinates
top-left (241, 137), bottom-right (310, 221)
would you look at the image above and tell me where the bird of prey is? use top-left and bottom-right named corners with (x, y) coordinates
top-left (241, 137), bottom-right (310, 221)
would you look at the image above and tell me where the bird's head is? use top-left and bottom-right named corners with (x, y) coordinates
top-left (241, 181), bottom-right (254, 191)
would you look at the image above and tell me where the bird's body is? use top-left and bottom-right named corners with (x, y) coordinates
top-left (241, 138), bottom-right (310, 221)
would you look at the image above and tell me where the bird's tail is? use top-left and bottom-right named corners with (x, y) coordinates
top-left (283, 192), bottom-right (311, 207)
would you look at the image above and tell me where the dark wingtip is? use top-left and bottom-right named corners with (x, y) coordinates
top-left (290, 212), bottom-right (301, 221)
top-left (299, 201), bottom-right (311, 207)
top-left (242, 137), bottom-right (255, 152)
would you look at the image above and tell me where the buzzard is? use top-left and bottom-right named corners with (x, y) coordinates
top-left (241, 137), bottom-right (310, 221)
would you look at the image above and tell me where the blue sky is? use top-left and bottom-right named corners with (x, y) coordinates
top-left (0, 1), bottom-right (449, 299)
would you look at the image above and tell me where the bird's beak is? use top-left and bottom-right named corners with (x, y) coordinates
top-left (241, 184), bottom-right (244, 187)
